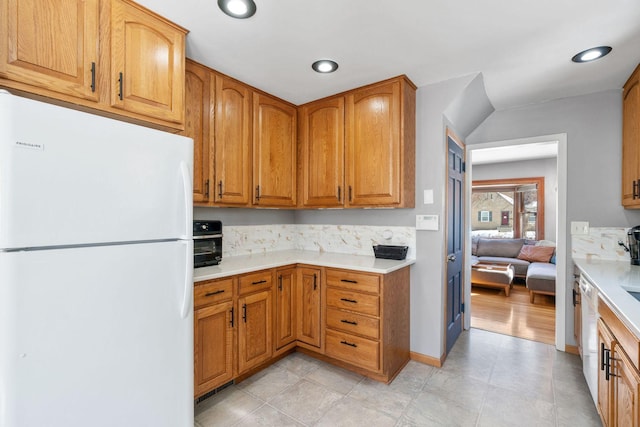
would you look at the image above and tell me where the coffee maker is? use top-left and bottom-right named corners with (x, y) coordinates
top-left (627, 226), bottom-right (640, 265)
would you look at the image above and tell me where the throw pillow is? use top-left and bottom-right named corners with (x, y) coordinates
top-left (517, 245), bottom-right (555, 263)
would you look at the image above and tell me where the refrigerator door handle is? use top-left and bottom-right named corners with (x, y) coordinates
top-left (180, 240), bottom-right (194, 319)
top-left (180, 161), bottom-right (193, 239)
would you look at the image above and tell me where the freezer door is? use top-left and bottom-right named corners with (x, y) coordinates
top-left (0, 92), bottom-right (193, 250)
top-left (0, 241), bottom-right (194, 427)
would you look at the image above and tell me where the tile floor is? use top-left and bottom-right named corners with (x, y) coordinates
top-left (194, 329), bottom-right (602, 426)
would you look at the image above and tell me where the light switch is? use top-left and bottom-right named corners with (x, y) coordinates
top-left (423, 189), bottom-right (434, 205)
top-left (416, 214), bottom-right (439, 230)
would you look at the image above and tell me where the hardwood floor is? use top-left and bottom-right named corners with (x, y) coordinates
top-left (470, 282), bottom-right (555, 345)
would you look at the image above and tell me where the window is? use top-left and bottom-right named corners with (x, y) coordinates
top-left (471, 177), bottom-right (544, 240)
top-left (479, 211), bottom-right (492, 222)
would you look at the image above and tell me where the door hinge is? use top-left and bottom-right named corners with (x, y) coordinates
top-left (462, 162), bottom-right (466, 173)
top-left (461, 303), bottom-right (465, 313)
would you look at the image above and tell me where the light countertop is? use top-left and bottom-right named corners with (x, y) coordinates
top-left (194, 250), bottom-right (416, 282)
top-left (573, 257), bottom-right (640, 338)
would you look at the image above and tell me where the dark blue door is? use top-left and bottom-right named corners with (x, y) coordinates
top-left (446, 133), bottom-right (465, 354)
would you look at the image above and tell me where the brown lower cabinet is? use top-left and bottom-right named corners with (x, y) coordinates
top-left (598, 298), bottom-right (640, 426)
top-left (193, 264), bottom-right (410, 399)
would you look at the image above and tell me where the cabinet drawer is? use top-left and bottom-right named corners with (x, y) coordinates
top-left (326, 269), bottom-right (380, 294)
top-left (326, 307), bottom-right (379, 339)
top-left (239, 270), bottom-right (273, 295)
top-left (326, 288), bottom-right (379, 316)
top-left (325, 329), bottom-right (379, 371)
top-left (194, 278), bottom-right (234, 308)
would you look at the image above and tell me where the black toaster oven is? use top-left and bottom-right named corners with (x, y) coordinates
top-left (193, 220), bottom-right (222, 268)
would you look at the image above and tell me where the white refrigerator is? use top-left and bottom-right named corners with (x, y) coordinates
top-left (0, 91), bottom-right (194, 427)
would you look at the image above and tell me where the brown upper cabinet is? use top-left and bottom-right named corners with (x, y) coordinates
top-left (299, 76), bottom-right (416, 208)
top-left (214, 74), bottom-right (253, 206)
top-left (299, 96), bottom-right (346, 207)
top-left (253, 92), bottom-right (297, 207)
top-left (623, 64), bottom-right (640, 208)
top-left (183, 60), bottom-right (254, 207)
top-left (110, 0), bottom-right (185, 125)
top-left (346, 77), bottom-right (416, 207)
top-left (181, 60), bottom-right (212, 203)
top-left (0, 0), bottom-right (100, 101)
top-left (0, 0), bottom-right (187, 131)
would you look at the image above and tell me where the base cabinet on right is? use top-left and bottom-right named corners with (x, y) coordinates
top-left (598, 298), bottom-right (640, 427)
top-left (321, 266), bottom-right (410, 383)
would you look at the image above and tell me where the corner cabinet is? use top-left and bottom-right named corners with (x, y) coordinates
top-left (296, 267), bottom-right (322, 349)
top-left (275, 267), bottom-right (296, 350)
top-left (253, 92), bottom-right (297, 207)
top-left (345, 76), bottom-right (415, 207)
top-left (298, 76), bottom-right (416, 208)
top-left (623, 63), bottom-right (640, 208)
top-left (0, 0), bottom-right (188, 131)
top-left (299, 96), bottom-right (345, 207)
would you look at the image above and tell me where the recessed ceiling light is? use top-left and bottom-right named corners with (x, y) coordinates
top-left (218, 0), bottom-right (256, 19)
top-left (312, 60), bottom-right (339, 73)
top-left (571, 46), bottom-right (612, 63)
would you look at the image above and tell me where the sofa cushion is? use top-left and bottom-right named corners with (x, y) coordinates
top-left (477, 256), bottom-right (530, 277)
top-left (476, 238), bottom-right (525, 258)
top-left (517, 245), bottom-right (555, 263)
top-left (526, 262), bottom-right (556, 293)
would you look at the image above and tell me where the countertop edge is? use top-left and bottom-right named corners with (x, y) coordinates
top-left (194, 250), bottom-right (416, 282)
top-left (573, 257), bottom-right (640, 339)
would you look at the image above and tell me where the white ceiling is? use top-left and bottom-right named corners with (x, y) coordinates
top-left (137, 0), bottom-right (640, 110)
top-left (471, 141), bottom-right (558, 165)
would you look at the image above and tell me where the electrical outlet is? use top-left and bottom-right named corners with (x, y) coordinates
top-left (571, 221), bottom-right (589, 235)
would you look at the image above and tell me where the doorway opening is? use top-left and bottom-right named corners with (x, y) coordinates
top-left (465, 135), bottom-right (567, 350)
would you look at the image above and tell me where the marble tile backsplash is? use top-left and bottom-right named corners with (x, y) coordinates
top-left (223, 224), bottom-right (416, 259)
top-left (571, 227), bottom-right (630, 262)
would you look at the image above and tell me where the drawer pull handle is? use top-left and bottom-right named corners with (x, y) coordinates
top-left (205, 290), bottom-right (225, 297)
top-left (252, 280), bottom-right (267, 285)
top-left (340, 298), bottom-right (358, 304)
top-left (341, 279), bottom-right (358, 284)
top-left (340, 340), bottom-right (357, 348)
top-left (341, 319), bottom-right (358, 326)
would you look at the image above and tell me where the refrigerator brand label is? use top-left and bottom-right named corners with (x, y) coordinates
top-left (15, 141), bottom-right (44, 151)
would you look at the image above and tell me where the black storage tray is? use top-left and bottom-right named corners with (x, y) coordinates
top-left (373, 245), bottom-right (408, 260)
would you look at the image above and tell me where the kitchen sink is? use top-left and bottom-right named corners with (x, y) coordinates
top-left (628, 291), bottom-right (640, 302)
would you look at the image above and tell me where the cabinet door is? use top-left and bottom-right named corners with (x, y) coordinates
top-left (346, 79), bottom-right (401, 206)
top-left (110, 0), bottom-right (185, 124)
top-left (214, 74), bottom-right (252, 206)
top-left (623, 68), bottom-right (640, 208)
top-left (253, 92), bottom-right (297, 207)
top-left (194, 301), bottom-right (234, 397)
top-left (182, 60), bottom-right (212, 204)
top-left (613, 346), bottom-right (640, 427)
top-left (598, 319), bottom-right (616, 426)
top-left (299, 96), bottom-right (345, 207)
top-left (238, 290), bottom-right (272, 373)
top-left (275, 267), bottom-right (296, 349)
top-left (297, 267), bottom-right (321, 347)
top-left (0, 0), bottom-right (99, 101)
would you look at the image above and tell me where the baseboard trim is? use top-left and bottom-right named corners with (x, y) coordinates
top-left (565, 344), bottom-right (580, 356)
top-left (410, 351), bottom-right (443, 368)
